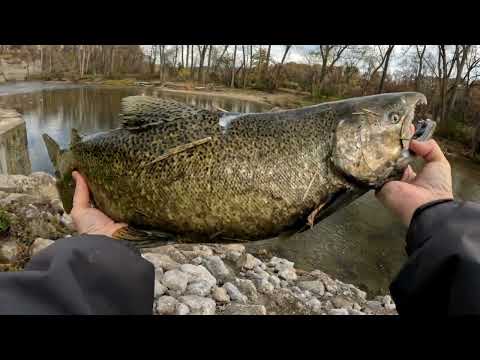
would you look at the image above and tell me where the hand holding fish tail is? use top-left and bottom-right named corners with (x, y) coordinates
top-left (376, 140), bottom-right (453, 226)
top-left (71, 171), bottom-right (128, 237)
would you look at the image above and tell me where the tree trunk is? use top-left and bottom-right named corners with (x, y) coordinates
top-left (40, 46), bottom-right (43, 72)
top-left (110, 46), bottom-right (115, 76)
top-left (173, 45), bottom-right (178, 70)
top-left (378, 45), bottom-right (394, 93)
top-left (197, 45), bottom-right (208, 84)
top-left (231, 45), bottom-right (237, 88)
top-left (186, 45), bottom-right (189, 68)
top-left (213, 45), bottom-right (229, 73)
top-left (190, 46), bottom-right (194, 79)
top-left (272, 45), bottom-right (292, 89)
top-left (181, 45), bottom-right (184, 67)
top-left (85, 47), bottom-right (91, 76)
top-left (206, 45), bottom-right (212, 83)
top-left (242, 45), bottom-right (247, 88)
top-left (439, 46), bottom-right (448, 125)
top-left (446, 45), bottom-right (470, 119)
top-left (263, 45), bottom-right (271, 81)
top-left (415, 45), bottom-right (426, 91)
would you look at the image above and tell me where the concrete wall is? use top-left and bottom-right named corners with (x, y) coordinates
top-left (0, 109), bottom-right (31, 175)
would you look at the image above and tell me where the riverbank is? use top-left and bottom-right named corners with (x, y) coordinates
top-left (0, 171), bottom-right (396, 315)
top-left (77, 79), bottom-right (316, 109)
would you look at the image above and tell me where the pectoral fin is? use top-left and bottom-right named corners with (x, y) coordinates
top-left (298, 187), bottom-right (369, 233)
top-left (112, 225), bottom-right (176, 249)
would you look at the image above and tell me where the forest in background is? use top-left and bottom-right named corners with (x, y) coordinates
top-left (1, 44), bottom-right (480, 156)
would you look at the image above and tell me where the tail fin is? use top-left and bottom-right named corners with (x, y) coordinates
top-left (42, 134), bottom-right (62, 169)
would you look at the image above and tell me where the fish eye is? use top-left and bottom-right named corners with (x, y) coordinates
top-left (390, 113), bottom-right (400, 123)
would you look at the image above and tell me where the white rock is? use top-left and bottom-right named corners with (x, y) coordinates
top-left (237, 253), bottom-right (262, 270)
top-left (154, 280), bottom-right (167, 298)
top-left (179, 264), bottom-right (216, 287)
top-left (255, 278), bottom-right (274, 293)
top-left (191, 256), bottom-right (203, 265)
top-left (297, 281), bottom-right (325, 296)
top-left (280, 280), bottom-right (289, 288)
top-left (348, 309), bottom-right (366, 315)
top-left (351, 287), bottom-right (367, 300)
top-left (60, 213), bottom-right (74, 230)
top-left (327, 308), bottom-right (349, 315)
top-left (203, 255), bottom-right (231, 283)
top-left (269, 275), bottom-right (281, 288)
top-left (218, 244), bottom-right (245, 254)
top-left (225, 251), bottom-right (242, 262)
top-left (278, 268), bottom-right (297, 281)
top-left (142, 253), bottom-right (180, 271)
top-left (306, 297), bottom-right (322, 313)
top-left (223, 304), bottom-right (267, 315)
top-left (175, 303), bottom-right (190, 315)
top-left (185, 280), bottom-right (213, 297)
top-left (366, 300), bottom-right (383, 311)
top-left (155, 296), bottom-right (178, 315)
top-left (0, 240), bottom-right (17, 261)
top-left (161, 269), bottom-right (189, 293)
top-left (385, 303), bottom-right (396, 311)
top-left (269, 256), bottom-right (294, 268)
top-left (234, 278), bottom-right (258, 301)
top-left (212, 286), bottom-right (230, 303)
top-left (223, 282), bottom-right (247, 304)
top-left (31, 238), bottom-right (54, 255)
top-left (155, 268), bottom-right (164, 281)
top-left (178, 295), bottom-right (216, 315)
top-left (383, 295), bottom-right (393, 305)
top-left (253, 266), bottom-right (270, 279)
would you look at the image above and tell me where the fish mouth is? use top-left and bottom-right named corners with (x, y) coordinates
top-left (394, 94), bottom-right (436, 171)
top-left (400, 94), bottom-right (430, 149)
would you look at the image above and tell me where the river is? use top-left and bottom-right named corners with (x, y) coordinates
top-left (1, 82), bottom-right (479, 295)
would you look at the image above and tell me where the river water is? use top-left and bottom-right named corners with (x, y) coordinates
top-left (1, 82), bottom-right (479, 295)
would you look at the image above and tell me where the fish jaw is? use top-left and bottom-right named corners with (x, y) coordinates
top-left (400, 92), bottom-right (428, 149)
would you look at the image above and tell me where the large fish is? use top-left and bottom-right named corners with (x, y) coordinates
top-left (42, 92), bottom-right (435, 246)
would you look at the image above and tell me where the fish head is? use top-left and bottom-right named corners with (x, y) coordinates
top-left (332, 92), bottom-right (430, 187)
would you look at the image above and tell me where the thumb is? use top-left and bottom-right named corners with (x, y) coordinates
top-left (72, 171), bottom-right (91, 209)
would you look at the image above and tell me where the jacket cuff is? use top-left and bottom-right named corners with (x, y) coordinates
top-left (405, 199), bottom-right (456, 255)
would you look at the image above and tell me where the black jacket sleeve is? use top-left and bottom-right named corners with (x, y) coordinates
top-left (390, 199), bottom-right (480, 316)
top-left (0, 235), bottom-right (154, 315)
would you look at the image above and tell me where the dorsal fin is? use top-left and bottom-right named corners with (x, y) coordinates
top-left (119, 96), bottom-right (217, 130)
top-left (70, 128), bottom-right (82, 146)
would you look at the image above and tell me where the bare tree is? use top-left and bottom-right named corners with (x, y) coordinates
top-left (272, 45), bottom-right (292, 89)
top-left (197, 45), bottom-right (208, 83)
top-left (377, 45), bottom-right (395, 93)
top-left (213, 45), bottom-right (229, 73)
top-left (311, 45), bottom-right (349, 95)
top-left (415, 45), bottom-right (427, 91)
top-left (231, 45), bottom-right (237, 88)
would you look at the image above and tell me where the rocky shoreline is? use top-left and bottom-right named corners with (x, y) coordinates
top-left (0, 172), bottom-right (397, 315)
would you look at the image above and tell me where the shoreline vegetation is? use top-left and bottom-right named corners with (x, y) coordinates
top-left (2, 45), bottom-right (479, 162)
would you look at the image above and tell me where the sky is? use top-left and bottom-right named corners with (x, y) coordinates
top-left (143, 45), bottom-right (412, 71)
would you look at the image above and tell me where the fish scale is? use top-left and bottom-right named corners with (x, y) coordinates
top-left (42, 92), bottom-right (435, 246)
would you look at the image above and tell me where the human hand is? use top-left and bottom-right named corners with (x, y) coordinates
top-left (70, 171), bottom-right (127, 237)
top-left (376, 139), bottom-right (454, 226)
